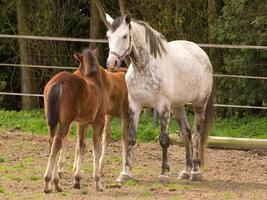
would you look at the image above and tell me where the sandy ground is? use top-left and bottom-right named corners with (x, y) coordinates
top-left (0, 129), bottom-right (267, 200)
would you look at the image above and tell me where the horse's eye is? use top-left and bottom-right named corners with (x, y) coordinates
top-left (123, 35), bottom-right (128, 39)
top-left (105, 36), bottom-right (109, 40)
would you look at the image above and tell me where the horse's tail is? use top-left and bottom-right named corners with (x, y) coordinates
top-left (200, 90), bottom-right (213, 167)
top-left (46, 83), bottom-right (61, 130)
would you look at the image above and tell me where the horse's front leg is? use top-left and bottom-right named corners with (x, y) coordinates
top-left (117, 99), bottom-right (142, 184)
top-left (99, 115), bottom-right (112, 176)
top-left (73, 123), bottom-right (88, 189)
top-left (57, 134), bottom-right (69, 178)
top-left (158, 106), bottom-right (171, 184)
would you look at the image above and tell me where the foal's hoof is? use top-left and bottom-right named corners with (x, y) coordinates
top-left (73, 182), bottom-right (81, 189)
top-left (178, 170), bottom-right (191, 180)
top-left (190, 171), bottom-right (202, 181)
top-left (43, 188), bottom-right (52, 193)
top-left (116, 172), bottom-right (131, 184)
top-left (158, 175), bottom-right (170, 184)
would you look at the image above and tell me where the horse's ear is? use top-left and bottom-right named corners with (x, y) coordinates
top-left (74, 52), bottom-right (82, 62)
top-left (105, 13), bottom-right (114, 25)
top-left (124, 13), bottom-right (131, 24)
top-left (92, 48), bottom-right (99, 58)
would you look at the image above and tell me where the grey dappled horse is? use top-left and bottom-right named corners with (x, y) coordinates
top-left (105, 14), bottom-right (213, 184)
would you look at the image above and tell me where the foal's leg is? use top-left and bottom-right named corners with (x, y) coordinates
top-left (99, 115), bottom-right (112, 176)
top-left (117, 100), bottom-right (142, 183)
top-left (44, 122), bottom-right (70, 193)
top-left (92, 122), bottom-right (105, 191)
top-left (191, 103), bottom-right (206, 181)
top-left (158, 106), bottom-right (171, 184)
top-left (73, 123), bottom-right (88, 189)
top-left (171, 107), bottom-right (193, 179)
top-left (57, 133), bottom-right (69, 178)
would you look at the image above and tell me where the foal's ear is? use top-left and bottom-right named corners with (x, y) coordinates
top-left (124, 13), bottom-right (131, 24)
top-left (105, 13), bottom-right (114, 25)
top-left (92, 48), bottom-right (99, 58)
top-left (74, 52), bottom-right (82, 62)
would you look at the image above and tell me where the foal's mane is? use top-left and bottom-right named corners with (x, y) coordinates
top-left (133, 19), bottom-right (167, 58)
top-left (81, 48), bottom-right (98, 75)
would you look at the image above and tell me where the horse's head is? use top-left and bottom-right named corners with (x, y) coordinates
top-left (74, 48), bottom-right (99, 76)
top-left (106, 14), bottom-right (132, 71)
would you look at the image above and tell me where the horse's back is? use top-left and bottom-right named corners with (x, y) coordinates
top-left (168, 40), bottom-right (212, 72)
top-left (164, 40), bottom-right (213, 104)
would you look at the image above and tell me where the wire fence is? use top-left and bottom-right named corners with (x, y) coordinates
top-left (1, 34), bottom-right (267, 110)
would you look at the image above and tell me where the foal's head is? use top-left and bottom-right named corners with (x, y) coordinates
top-left (74, 48), bottom-right (99, 76)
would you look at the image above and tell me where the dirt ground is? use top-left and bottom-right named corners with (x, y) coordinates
top-left (0, 130), bottom-right (267, 200)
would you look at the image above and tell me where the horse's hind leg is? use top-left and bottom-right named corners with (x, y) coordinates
top-left (158, 105), bottom-right (171, 184)
top-left (73, 123), bottom-right (88, 189)
top-left (44, 122), bottom-right (70, 193)
top-left (99, 115), bottom-right (112, 176)
top-left (191, 103), bottom-right (206, 181)
top-left (171, 107), bottom-right (193, 180)
top-left (92, 121), bottom-right (105, 191)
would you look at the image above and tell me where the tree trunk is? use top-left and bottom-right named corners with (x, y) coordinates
top-left (90, 1), bottom-right (101, 49)
top-left (16, 0), bottom-right (39, 110)
top-left (119, 0), bottom-right (126, 15)
top-left (92, 0), bottom-right (109, 28)
top-left (208, 0), bottom-right (224, 69)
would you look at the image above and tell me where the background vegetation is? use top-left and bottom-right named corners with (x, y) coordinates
top-left (0, 0), bottom-right (266, 139)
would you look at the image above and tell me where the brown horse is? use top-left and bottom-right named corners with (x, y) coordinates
top-left (43, 48), bottom-right (128, 193)
top-left (43, 48), bottom-right (108, 192)
top-left (56, 63), bottom-right (129, 182)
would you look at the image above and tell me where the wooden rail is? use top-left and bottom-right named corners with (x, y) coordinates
top-left (169, 135), bottom-right (267, 150)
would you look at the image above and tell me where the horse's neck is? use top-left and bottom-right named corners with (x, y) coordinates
top-left (87, 68), bottom-right (105, 88)
top-left (99, 67), bottom-right (110, 89)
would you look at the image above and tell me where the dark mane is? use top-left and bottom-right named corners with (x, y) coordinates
top-left (81, 48), bottom-right (97, 74)
top-left (133, 20), bottom-right (167, 58)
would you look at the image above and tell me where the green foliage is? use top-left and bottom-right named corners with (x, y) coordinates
top-left (0, 109), bottom-right (266, 141)
top-left (212, 0), bottom-right (267, 117)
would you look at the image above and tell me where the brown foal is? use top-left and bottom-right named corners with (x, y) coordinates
top-left (43, 48), bottom-right (128, 193)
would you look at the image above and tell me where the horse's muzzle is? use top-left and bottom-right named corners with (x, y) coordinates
top-left (106, 54), bottom-right (121, 71)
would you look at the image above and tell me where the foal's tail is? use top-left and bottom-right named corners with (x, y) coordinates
top-left (200, 90), bottom-right (214, 167)
top-left (46, 83), bottom-right (61, 130)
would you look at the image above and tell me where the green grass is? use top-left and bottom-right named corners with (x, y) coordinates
top-left (0, 109), bottom-right (266, 141)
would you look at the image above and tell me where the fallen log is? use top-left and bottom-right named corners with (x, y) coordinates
top-left (169, 134), bottom-right (267, 150)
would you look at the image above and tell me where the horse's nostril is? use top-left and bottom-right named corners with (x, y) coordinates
top-left (114, 60), bottom-right (118, 67)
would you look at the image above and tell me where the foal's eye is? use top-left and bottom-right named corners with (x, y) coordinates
top-left (122, 35), bottom-right (128, 39)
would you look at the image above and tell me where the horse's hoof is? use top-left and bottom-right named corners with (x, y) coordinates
top-left (116, 172), bottom-right (131, 184)
top-left (96, 184), bottom-right (103, 192)
top-left (178, 170), bottom-right (190, 180)
top-left (158, 175), bottom-right (170, 184)
top-left (58, 171), bottom-right (64, 179)
top-left (44, 188), bottom-right (52, 193)
top-left (73, 182), bottom-right (81, 189)
top-left (190, 171), bottom-right (202, 181)
top-left (55, 186), bottom-right (63, 192)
